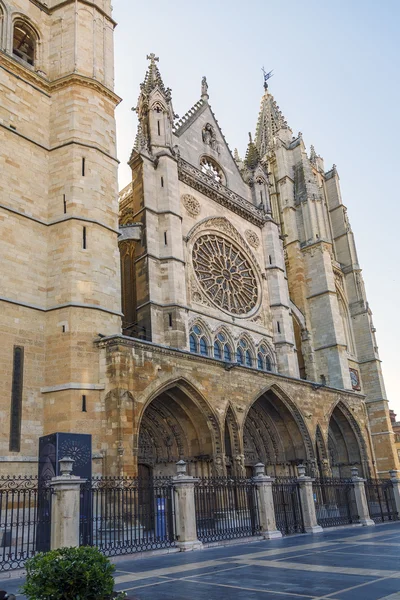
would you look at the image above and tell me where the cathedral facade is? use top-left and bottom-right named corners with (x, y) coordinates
top-left (0, 0), bottom-right (397, 479)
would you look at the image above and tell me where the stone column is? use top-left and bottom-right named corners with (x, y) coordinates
top-left (50, 457), bottom-right (85, 550)
top-left (172, 461), bottom-right (203, 552)
top-left (389, 470), bottom-right (400, 517)
top-left (253, 463), bottom-right (282, 539)
top-left (296, 464), bottom-right (323, 534)
top-left (351, 467), bottom-right (374, 527)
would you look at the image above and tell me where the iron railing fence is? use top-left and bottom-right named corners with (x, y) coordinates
top-left (272, 477), bottom-right (304, 536)
top-left (365, 479), bottom-right (399, 523)
top-left (0, 476), bottom-right (53, 571)
top-left (80, 477), bottom-right (176, 556)
top-left (194, 477), bottom-right (261, 543)
top-left (313, 478), bottom-right (359, 527)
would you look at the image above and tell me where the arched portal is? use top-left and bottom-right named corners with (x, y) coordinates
top-left (137, 384), bottom-right (218, 477)
top-left (328, 404), bottom-right (366, 478)
top-left (243, 388), bottom-right (313, 477)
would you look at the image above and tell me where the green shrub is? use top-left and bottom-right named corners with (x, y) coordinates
top-left (20, 546), bottom-right (124, 600)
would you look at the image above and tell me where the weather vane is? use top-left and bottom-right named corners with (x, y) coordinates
top-left (261, 67), bottom-right (273, 90)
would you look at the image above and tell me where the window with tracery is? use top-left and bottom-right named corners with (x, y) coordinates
top-left (236, 338), bottom-right (253, 367)
top-left (200, 156), bottom-right (224, 183)
top-left (13, 21), bottom-right (36, 66)
top-left (192, 234), bottom-right (258, 315)
top-left (189, 324), bottom-right (209, 356)
top-left (213, 331), bottom-right (233, 362)
top-left (257, 344), bottom-right (273, 371)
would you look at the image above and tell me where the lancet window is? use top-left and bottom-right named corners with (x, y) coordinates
top-left (257, 343), bottom-right (273, 372)
top-left (213, 331), bottom-right (233, 362)
top-left (189, 324), bottom-right (209, 356)
top-left (236, 337), bottom-right (254, 367)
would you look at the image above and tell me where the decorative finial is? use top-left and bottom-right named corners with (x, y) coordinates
top-left (261, 66), bottom-right (273, 91)
top-left (201, 76), bottom-right (209, 100)
top-left (146, 53), bottom-right (159, 64)
top-left (248, 132), bottom-right (253, 143)
top-left (310, 144), bottom-right (317, 164)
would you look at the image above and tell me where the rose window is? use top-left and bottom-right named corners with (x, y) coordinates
top-left (192, 234), bottom-right (258, 315)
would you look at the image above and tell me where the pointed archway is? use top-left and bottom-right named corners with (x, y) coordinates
top-left (243, 387), bottom-right (314, 477)
top-left (328, 403), bottom-right (368, 478)
top-left (137, 382), bottom-right (220, 477)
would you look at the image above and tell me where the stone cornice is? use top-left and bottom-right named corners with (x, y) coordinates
top-left (96, 334), bottom-right (365, 399)
top-left (50, 74), bottom-right (121, 105)
top-left (0, 52), bottom-right (121, 105)
top-left (177, 158), bottom-right (268, 227)
top-left (0, 52), bottom-right (51, 96)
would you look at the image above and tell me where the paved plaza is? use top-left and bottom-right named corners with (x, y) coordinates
top-left (4, 523), bottom-right (400, 599)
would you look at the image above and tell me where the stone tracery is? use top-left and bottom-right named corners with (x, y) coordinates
top-left (192, 234), bottom-right (259, 315)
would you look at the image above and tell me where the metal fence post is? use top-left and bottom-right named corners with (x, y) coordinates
top-left (296, 464), bottom-right (323, 534)
top-left (172, 461), bottom-right (203, 552)
top-left (351, 467), bottom-right (374, 526)
top-left (253, 464), bottom-right (282, 539)
top-left (50, 457), bottom-right (85, 550)
top-left (389, 470), bottom-right (400, 516)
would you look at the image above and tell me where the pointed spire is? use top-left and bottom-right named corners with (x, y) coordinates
top-left (244, 132), bottom-right (260, 170)
top-left (139, 53), bottom-right (171, 100)
top-left (254, 81), bottom-right (291, 157)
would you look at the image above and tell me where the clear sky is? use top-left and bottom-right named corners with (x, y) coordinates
top-left (113, 0), bottom-right (400, 414)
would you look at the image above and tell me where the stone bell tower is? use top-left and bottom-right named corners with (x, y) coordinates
top-left (0, 0), bottom-right (121, 469)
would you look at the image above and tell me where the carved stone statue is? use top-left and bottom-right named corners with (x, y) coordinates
top-left (214, 454), bottom-right (225, 476)
top-left (202, 123), bottom-right (219, 153)
top-left (201, 76), bottom-right (208, 97)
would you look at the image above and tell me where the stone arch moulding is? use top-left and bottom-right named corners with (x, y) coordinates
top-left (326, 399), bottom-right (369, 468)
top-left (136, 375), bottom-right (223, 457)
top-left (242, 382), bottom-right (315, 463)
top-left (289, 300), bottom-right (306, 330)
top-left (188, 316), bottom-right (213, 340)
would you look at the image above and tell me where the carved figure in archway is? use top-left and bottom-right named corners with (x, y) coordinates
top-left (242, 386), bottom-right (314, 477)
top-left (137, 380), bottom-right (222, 476)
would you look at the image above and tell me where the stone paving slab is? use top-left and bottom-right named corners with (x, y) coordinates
top-left (3, 522), bottom-right (400, 599)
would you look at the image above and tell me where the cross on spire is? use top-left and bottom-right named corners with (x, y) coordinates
top-left (146, 53), bottom-right (159, 64)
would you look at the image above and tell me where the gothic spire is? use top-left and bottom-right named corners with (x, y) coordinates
top-left (254, 83), bottom-right (291, 157)
top-left (131, 54), bottom-right (175, 156)
top-left (244, 132), bottom-right (260, 170)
